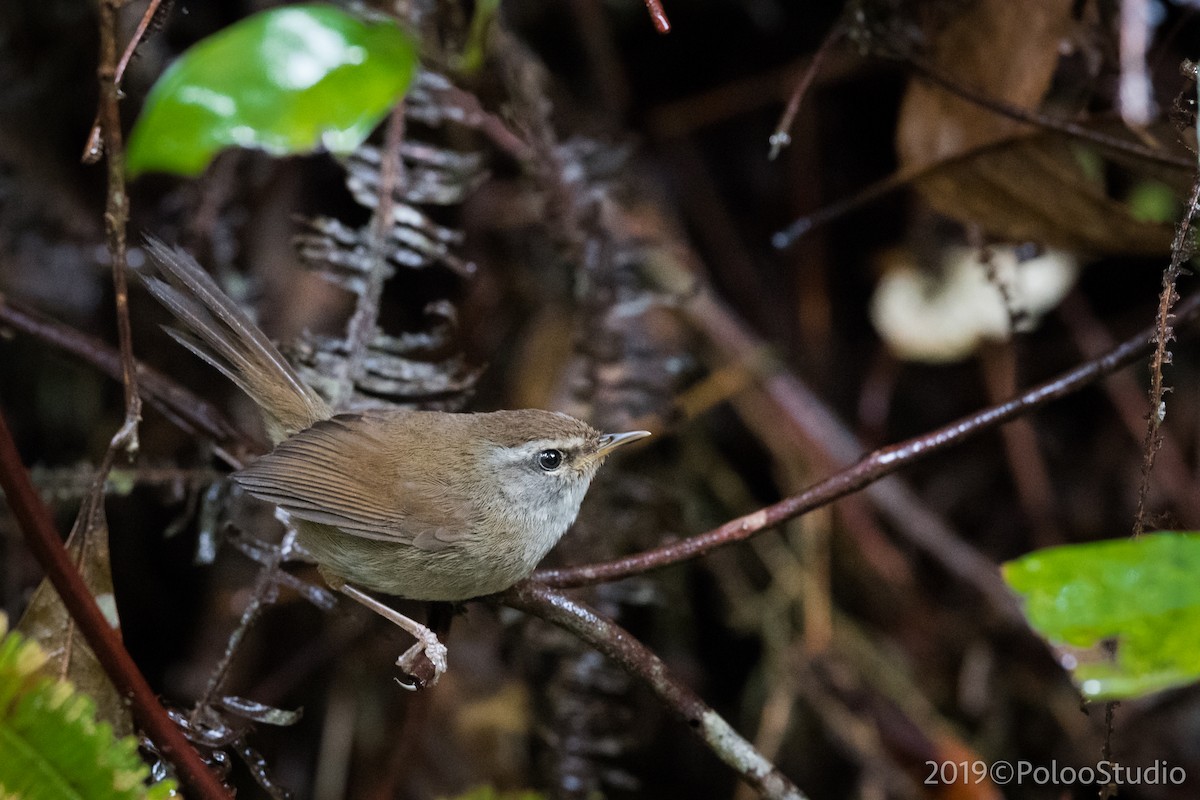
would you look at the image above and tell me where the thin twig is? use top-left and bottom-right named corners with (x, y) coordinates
top-left (427, 80), bottom-right (535, 163)
top-left (536, 290), bottom-right (1200, 588)
top-left (1133, 173), bottom-right (1200, 535)
top-left (96, 0), bottom-right (142, 455)
top-left (0, 293), bottom-right (244, 451)
top-left (642, 0), bottom-right (671, 34)
top-left (768, 23), bottom-right (843, 160)
top-left (498, 581), bottom-right (806, 800)
top-left (0, 411), bottom-right (232, 800)
top-left (902, 53), bottom-right (1191, 171)
top-left (83, 0), bottom-right (165, 162)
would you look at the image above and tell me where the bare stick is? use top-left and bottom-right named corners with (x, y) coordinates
top-left (96, 0), bottom-right (143, 454)
top-left (499, 581), bottom-right (805, 800)
top-left (536, 290), bottom-right (1200, 588)
top-left (642, 0), bottom-right (671, 34)
top-left (0, 293), bottom-right (243, 450)
top-left (83, 0), bottom-right (165, 162)
top-left (768, 23), bottom-right (842, 159)
top-left (0, 411), bottom-right (232, 800)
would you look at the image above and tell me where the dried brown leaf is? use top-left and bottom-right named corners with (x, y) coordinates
top-left (895, 0), bottom-right (1180, 253)
top-left (16, 502), bottom-right (132, 736)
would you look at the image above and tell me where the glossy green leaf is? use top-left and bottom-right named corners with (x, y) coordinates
top-left (127, 4), bottom-right (416, 178)
top-left (1002, 532), bottom-right (1200, 700)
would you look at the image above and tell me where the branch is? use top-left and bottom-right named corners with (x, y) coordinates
top-left (537, 290), bottom-right (1200, 588)
top-left (681, 290), bottom-right (1016, 616)
top-left (0, 292), bottom-right (244, 454)
top-left (0, 410), bottom-right (232, 800)
top-left (498, 581), bottom-right (805, 800)
top-left (901, 53), bottom-right (1191, 171)
top-left (95, 0), bottom-right (142, 454)
top-left (642, 0), bottom-right (671, 34)
top-left (1133, 171), bottom-right (1200, 533)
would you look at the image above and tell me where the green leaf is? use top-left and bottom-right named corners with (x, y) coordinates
top-left (1002, 532), bottom-right (1200, 700)
top-left (0, 614), bottom-right (176, 800)
top-left (127, 3), bottom-right (417, 178)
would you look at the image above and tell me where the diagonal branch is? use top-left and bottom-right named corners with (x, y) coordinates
top-left (536, 290), bottom-right (1200, 589)
top-left (0, 410), bottom-right (232, 800)
top-left (498, 580), bottom-right (805, 800)
top-left (0, 292), bottom-right (245, 455)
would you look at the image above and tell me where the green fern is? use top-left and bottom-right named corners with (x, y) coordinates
top-left (0, 614), bottom-right (176, 800)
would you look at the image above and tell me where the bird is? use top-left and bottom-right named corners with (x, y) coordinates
top-left (137, 238), bottom-right (649, 683)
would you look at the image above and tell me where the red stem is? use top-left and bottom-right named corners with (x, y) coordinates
top-left (537, 290), bottom-right (1200, 588)
top-left (0, 411), bottom-right (232, 800)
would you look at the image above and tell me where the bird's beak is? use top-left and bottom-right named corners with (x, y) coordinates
top-left (595, 430), bottom-right (652, 457)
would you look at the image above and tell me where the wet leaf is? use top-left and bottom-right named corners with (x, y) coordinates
top-left (127, 4), bottom-right (417, 178)
top-left (1003, 532), bottom-right (1200, 700)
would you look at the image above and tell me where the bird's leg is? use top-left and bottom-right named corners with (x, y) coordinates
top-left (322, 570), bottom-right (448, 688)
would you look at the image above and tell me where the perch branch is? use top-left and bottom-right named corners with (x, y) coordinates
top-left (0, 410), bottom-right (232, 800)
top-left (498, 581), bottom-right (805, 800)
top-left (537, 290), bottom-right (1200, 588)
top-left (682, 290), bottom-right (1016, 616)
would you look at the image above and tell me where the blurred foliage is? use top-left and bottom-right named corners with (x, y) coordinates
top-left (0, 615), bottom-right (175, 800)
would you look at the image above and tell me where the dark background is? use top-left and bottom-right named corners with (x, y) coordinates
top-left (3, 1), bottom-right (1200, 798)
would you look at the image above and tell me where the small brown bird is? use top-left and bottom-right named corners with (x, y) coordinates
top-left (138, 239), bottom-right (648, 682)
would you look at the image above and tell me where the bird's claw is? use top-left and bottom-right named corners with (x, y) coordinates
top-left (396, 633), bottom-right (448, 689)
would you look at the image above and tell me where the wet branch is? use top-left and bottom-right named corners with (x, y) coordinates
top-left (537, 289), bottom-right (1200, 588)
top-left (498, 581), bottom-right (806, 800)
top-left (642, 0), bottom-right (671, 34)
top-left (0, 410), bottom-right (232, 800)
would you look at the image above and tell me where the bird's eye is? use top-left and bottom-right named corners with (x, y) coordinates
top-left (536, 449), bottom-right (564, 471)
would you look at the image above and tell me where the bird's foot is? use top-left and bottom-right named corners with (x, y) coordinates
top-left (333, 580), bottom-right (448, 689)
top-left (395, 633), bottom-right (448, 690)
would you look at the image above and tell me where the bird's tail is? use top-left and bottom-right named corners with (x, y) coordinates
top-left (139, 238), bottom-right (330, 442)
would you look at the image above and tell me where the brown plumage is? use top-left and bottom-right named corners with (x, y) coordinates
top-left (138, 240), bottom-right (648, 601)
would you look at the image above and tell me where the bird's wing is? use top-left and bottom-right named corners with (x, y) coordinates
top-left (232, 413), bottom-right (473, 550)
